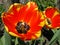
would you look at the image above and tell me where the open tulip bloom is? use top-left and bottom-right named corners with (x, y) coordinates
top-left (1, 2), bottom-right (45, 40)
top-left (45, 7), bottom-right (60, 28)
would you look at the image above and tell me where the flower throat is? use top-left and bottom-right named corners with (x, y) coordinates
top-left (16, 22), bottom-right (30, 34)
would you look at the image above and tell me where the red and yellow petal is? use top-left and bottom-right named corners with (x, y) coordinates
top-left (8, 3), bottom-right (23, 13)
top-left (32, 30), bottom-right (41, 39)
top-left (5, 26), bottom-right (19, 37)
top-left (23, 31), bottom-right (41, 40)
top-left (51, 14), bottom-right (60, 28)
top-left (45, 7), bottom-right (59, 19)
top-left (29, 11), bottom-right (41, 26)
top-left (18, 2), bottom-right (38, 23)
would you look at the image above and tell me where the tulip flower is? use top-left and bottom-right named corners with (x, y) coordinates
top-left (1, 2), bottom-right (45, 40)
top-left (44, 7), bottom-right (60, 28)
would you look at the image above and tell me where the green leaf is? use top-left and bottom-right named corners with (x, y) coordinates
top-left (58, 39), bottom-right (60, 45)
top-left (49, 29), bottom-right (60, 45)
top-left (39, 36), bottom-right (45, 45)
top-left (1, 31), bottom-right (11, 45)
top-left (15, 37), bottom-right (18, 45)
top-left (0, 4), bottom-right (5, 15)
top-left (0, 39), bottom-right (3, 45)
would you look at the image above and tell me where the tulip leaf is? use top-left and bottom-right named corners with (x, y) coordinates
top-left (58, 38), bottom-right (60, 45)
top-left (15, 37), bottom-right (19, 45)
top-left (49, 29), bottom-right (60, 45)
top-left (0, 39), bottom-right (3, 45)
top-left (0, 4), bottom-right (5, 15)
top-left (1, 31), bottom-right (11, 45)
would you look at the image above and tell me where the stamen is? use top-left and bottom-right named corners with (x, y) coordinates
top-left (47, 19), bottom-right (51, 25)
top-left (16, 22), bottom-right (30, 34)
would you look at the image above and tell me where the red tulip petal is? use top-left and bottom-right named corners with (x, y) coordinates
top-left (51, 14), bottom-right (60, 28)
top-left (30, 26), bottom-right (42, 33)
top-left (45, 7), bottom-right (57, 18)
top-left (2, 12), bottom-right (19, 25)
top-left (19, 2), bottom-right (37, 22)
top-left (25, 33), bottom-right (32, 40)
top-left (7, 4), bottom-right (23, 23)
top-left (18, 5), bottom-right (28, 20)
top-left (29, 11), bottom-right (43, 27)
top-left (2, 15), bottom-right (17, 33)
top-left (8, 3), bottom-right (22, 14)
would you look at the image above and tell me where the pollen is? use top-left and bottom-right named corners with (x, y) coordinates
top-left (15, 22), bottom-right (30, 34)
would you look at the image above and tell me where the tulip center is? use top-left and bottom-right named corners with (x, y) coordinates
top-left (47, 18), bottom-right (51, 25)
top-left (16, 22), bottom-right (30, 34)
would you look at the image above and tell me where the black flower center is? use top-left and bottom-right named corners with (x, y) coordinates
top-left (16, 22), bottom-right (30, 34)
top-left (47, 18), bottom-right (51, 25)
